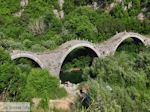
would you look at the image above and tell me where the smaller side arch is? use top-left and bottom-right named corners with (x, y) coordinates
top-left (112, 33), bottom-right (146, 54)
top-left (11, 53), bottom-right (45, 68)
top-left (58, 43), bottom-right (100, 75)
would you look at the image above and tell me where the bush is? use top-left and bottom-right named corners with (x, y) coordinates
top-left (23, 39), bottom-right (33, 48)
top-left (0, 47), bottom-right (11, 64)
top-left (0, 0), bottom-right (20, 16)
top-left (44, 12), bottom-right (63, 33)
top-left (0, 48), bottom-right (26, 101)
top-left (0, 39), bottom-right (24, 50)
top-left (64, 15), bottom-right (98, 41)
top-left (31, 44), bottom-right (47, 52)
top-left (23, 69), bottom-right (67, 101)
top-left (81, 47), bottom-right (150, 112)
top-left (23, 0), bottom-right (53, 19)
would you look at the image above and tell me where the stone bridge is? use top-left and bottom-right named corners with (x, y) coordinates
top-left (11, 32), bottom-right (150, 76)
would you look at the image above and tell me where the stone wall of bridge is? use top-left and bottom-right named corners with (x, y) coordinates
top-left (10, 32), bottom-right (150, 76)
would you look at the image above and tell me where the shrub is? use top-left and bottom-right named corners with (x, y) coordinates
top-left (41, 40), bottom-right (57, 49)
top-left (44, 13), bottom-right (63, 33)
top-left (23, 0), bottom-right (53, 19)
top-left (23, 39), bottom-right (33, 48)
top-left (31, 44), bottom-right (47, 52)
top-left (0, 47), bottom-right (11, 64)
top-left (23, 69), bottom-right (67, 101)
top-left (82, 47), bottom-right (150, 112)
top-left (0, 39), bottom-right (24, 50)
top-left (64, 15), bottom-right (98, 41)
top-left (0, 0), bottom-right (20, 16)
top-left (0, 48), bottom-right (26, 101)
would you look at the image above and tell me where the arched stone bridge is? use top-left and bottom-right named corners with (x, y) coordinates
top-left (11, 32), bottom-right (150, 76)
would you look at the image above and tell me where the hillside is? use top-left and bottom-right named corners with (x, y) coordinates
top-left (0, 0), bottom-right (150, 52)
top-left (0, 0), bottom-right (150, 112)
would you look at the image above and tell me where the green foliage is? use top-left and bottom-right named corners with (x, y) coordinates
top-left (60, 47), bottom-right (97, 83)
top-left (14, 58), bottom-right (40, 73)
top-left (0, 48), bottom-right (26, 101)
top-left (63, 0), bottom-right (76, 14)
top-left (0, 64), bottom-right (26, 101)
top-left (39, 97), bottom-right (49, 111)
top-left (64, 14), bottom-right (98, 41)
top-left (81, 47), bottom-right (150, 112)
top-left (110, 4), bottom-right (129, 18)
top-left (0, 0), bottom-right (149, 51)
top-left (31, 44), bottom-right (47, 52)
top-left (0, 0), bottom-right (150, 111)
top-left (0, 48), bottom-right (66, 103)
top-left (23, 39), bottom-right (33, 48)
top-left (0, 47), bottom-right (11, 64)
top-left (23, 0), bottom-right (53, 19)
top-left (95, 14), bottom-right (125, 41)
top-left (64, 6), bottom-right (149, 42)
top-left (23, 69), bottom-right (67, 101)
top-left (44, 13), bottom-right (63, 33)
top-left (0, 0), bottom-right (20, 15)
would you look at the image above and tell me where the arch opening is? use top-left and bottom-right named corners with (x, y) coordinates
top-left (115, 37), bottom-right (145, 55)
top-left (13, 57), bottom-right (42, 73)
top-left (60, 47), bottom-right (98, 84)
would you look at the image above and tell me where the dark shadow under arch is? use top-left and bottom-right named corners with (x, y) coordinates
top-left (14, 57), bottom-right (41, 67)
top-left (13, 57), bottom-right (41, 73)
top-left (60, 47), bottom-right (98, 84)
top-left (115, 37), bottom-right (145, 54)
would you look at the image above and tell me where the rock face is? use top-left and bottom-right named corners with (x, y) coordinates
top-left (54, 0), bottom-right (65, 19)
top-left (60, 81), bottom-right (79, 96)
top-left (20, 0), bottom-right (28, 8)
top-left (93, 2), bottom-right (98, 10)
top-left (58, 0), bottom-right (64, 10)
top-left (106, 3), bottom-right (117, 12)
top-left (138, 13), bottom-right (145, 21)
top-left (128, 2), bottom-right (132, 9)
top-left (60, 10), bottom-right (64, 19)
top-left (32, 98), bottom-right (42, 108)
top-left (115, 0), bottom-right (122, 3)
top-left (49, 96), bottom-right (75, 111)
top-left (13, 9), bottom-right (24, 17)
top-left (53, 9), bottom-right (64, 19)
top-left (31, 96), bottom-right (75, 111)
top-left (53, 9), bottom-right (60, 18)
top-left (14, 0), bottom-right (28, 17)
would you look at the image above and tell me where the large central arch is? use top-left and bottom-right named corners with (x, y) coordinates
top-left (11, 52), bottom-right (45, 68)
top-left (58, 42), bottom-right (100, 75)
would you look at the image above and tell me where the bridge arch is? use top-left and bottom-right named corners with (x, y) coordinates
top-left (112, 32), bottom-right (146, 53)
top-left (11, 53), bottom-right (45, 68)
top-left (58, 42), bottom-right (100, 75)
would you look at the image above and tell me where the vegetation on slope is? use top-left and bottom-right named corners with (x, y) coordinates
top-left (0, 0), bottom-right (150, 111)
top-left (73, 43), bottom-right (150, 112)
top-left (0, 0), bottom-right (149, 51)
top-left (59, 38), bottom-right (149, 112)
top-left (0, 47), bottom-right (67, 102)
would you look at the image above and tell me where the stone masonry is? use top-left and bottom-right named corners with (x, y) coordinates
top-left (11, 32), bottom-right (150, 77)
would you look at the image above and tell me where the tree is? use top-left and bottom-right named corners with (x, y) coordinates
top-left (0, 48), bottom-right (26, 101)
